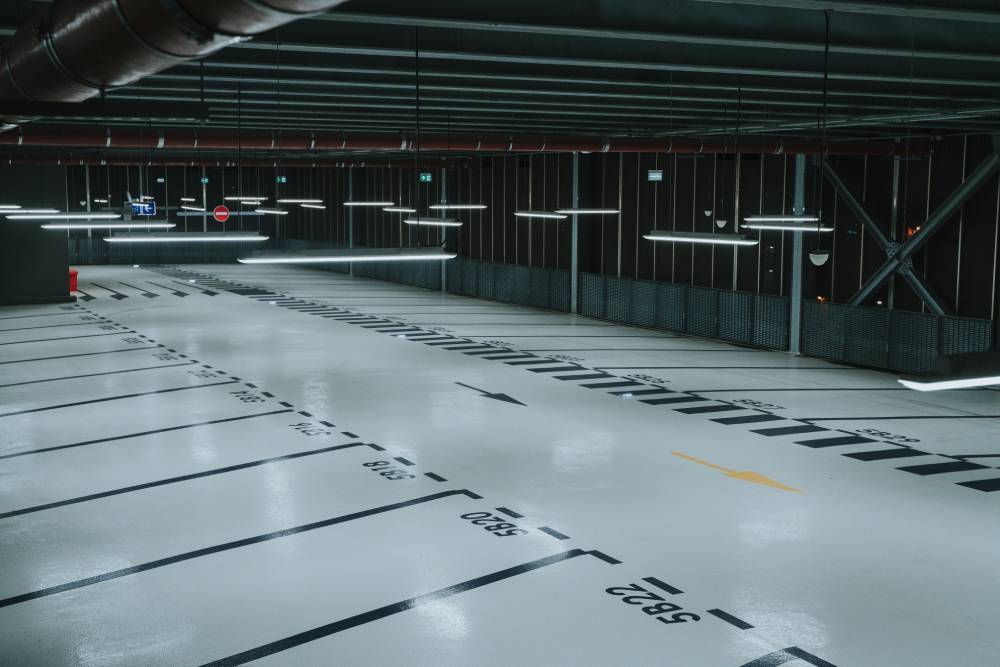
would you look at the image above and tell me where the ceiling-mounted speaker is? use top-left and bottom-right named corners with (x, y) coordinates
top-left (810, 249), bottom-right (831, 266)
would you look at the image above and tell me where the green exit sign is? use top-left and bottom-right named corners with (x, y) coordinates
top-left (276, 176), bottom-right (287, 184)
top-left (200, 177), bottom-right (209, 184)
top-left (419, 172), bottom-right (433, 183)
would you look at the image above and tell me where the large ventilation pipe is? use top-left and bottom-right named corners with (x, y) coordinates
top-left (0, 125), bottom-right (924, 156)
top-left (0, 0), bottom-right (348, 130)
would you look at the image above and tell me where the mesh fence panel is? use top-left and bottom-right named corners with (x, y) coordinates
top-left (656, 283), bottom-right (687, 331)
top-left (630, 280), bottom-right (657, 327)
top-left (530, 268), bottom-right (550, 309)
top-left (686, 287), bottom-right (718, 338)
top-left (718, 291), bottom-right (754, 345)
top-left (510, 265), bottom-right (531, 305)
top-left (889, 310), bottom-right (939, 373)
top-left (843, 306), bottom-right (890, 368)
top-left (606, 277), bottom-right (632, 323)
top-left (939, 317), bottom-right (994, 356)
top-left (580, 273), bottom-right (604, 318)
top-left (753, 295), bottom-right (790, 350)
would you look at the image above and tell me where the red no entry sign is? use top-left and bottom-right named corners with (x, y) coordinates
top-left (213, 205), bottom-right (230, 223)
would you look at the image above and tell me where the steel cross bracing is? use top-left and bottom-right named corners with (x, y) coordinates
top-left (824, 153), bottom-right (1000, 313)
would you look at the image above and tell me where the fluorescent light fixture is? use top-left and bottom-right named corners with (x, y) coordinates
top-left (105, 232), bottom-right (268, 243)
top-left (343, 201), bottom-right (395, 207)
top-left (278, 199), bottom-right (323, 204)
top-left (300, 204), bottom-right (327, 210)
top-left (429, 203), bottom-right (487, 210)
top-left (43, 222), bottom-right (176, 230)
top-left (239, 200), bottom-right (262, 206)
top-left (255, 208), bottom-right (288, 216)
top-left (225, 196), bottom-right (269, 202)
top-left (515, 211), bottom-right (568, 220)
top-left (643, 230), bottom-right (759, 246)
top-left (180, 197), bottom-right (197, 203)
top-left (899, 376), bottom-right (1000, 391)
top-left (238, 247), bottom-right (456, 264)
top-left (139, 196), bottom-right (155, 201)
top-left (93, 199), bottom-right (109, 204)
top-left (555, 208), bottom-right (620, 215)
top-left (404, 217), bottom-right (462, 227)
top-left (742, 221), bottom-right (834, 232)
top-left (181, 205), bottom-right (207, 212)
top-left (745, 215), bottom-right (820, 223)
top-left (19, 209), bottom-right (61, 214)
top-left (8, 213), bottom-right (121, 220)
top-left (383, 207), bottom-right (418, 213)
top-left (0, 204), bottom-right (21, 209)
top-left (898, 351), bottom-right (1000, 392)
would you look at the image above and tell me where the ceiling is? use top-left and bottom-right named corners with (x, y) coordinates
top-left (1, 0), bottom-right (999, 161)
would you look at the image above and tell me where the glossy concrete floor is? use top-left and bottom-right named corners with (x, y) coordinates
top-left (2, 264), bottom-right (999, 666)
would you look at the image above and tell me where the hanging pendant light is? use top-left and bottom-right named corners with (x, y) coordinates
top-left (810, 10), bottom-right (834, 267)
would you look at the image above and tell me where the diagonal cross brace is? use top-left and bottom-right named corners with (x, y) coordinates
top-left (824, 161), bottom-right (952, 315)
top-left (825, 153), bottom-right (1000, 314)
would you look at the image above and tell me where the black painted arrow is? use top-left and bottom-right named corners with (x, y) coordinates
top-left (146, 281), bottom-right (188, 297)
top-left (455, 382), bottom-right (526, 406)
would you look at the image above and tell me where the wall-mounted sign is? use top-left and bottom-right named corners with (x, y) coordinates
top-left (276, 176), bottom-right (287, 184)
top-left (201, 177), bottom-right (210, 184)
top-left (419, 172), bottom-right (433, 183)
top-left (131, 202), bottom-right (156, 216)
top-left (156, 177), bottom-right (165, 183)
top-left (213, 205), bottom-right (230, 223)
top-left (648, 170), bottom-right (664, 182)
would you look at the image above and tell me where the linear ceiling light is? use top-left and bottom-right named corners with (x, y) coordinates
top-left (181, 205), bottom-right (207, 212)
top-left (278, 199), bottom-right (323, 204)
top-left (239, 247), bottom-right (456, 264)
top-left (0, 204), bottom-right (21, 209)
top-left (555, 208), bottom-right (620, 215)
top-left (180, 197), bottom-right (197, 203)
top-left (344, 201), bottom-right (395, 207)
top-left (745, 215), bottom-right (820, 223)
top-left (383, 207), bottom-right (418, 213)
top-left (300, 204), bottom-right (327, 210)
top-left (8, 213), bottom-right (121, 221)
top-left (105, 232), bottom-right (268, 243)
top-left (515, 211), bottom-right (568, 220)
top-left (742, 221), bottom-right (835, 232)
top-left (643, 230), bottom-right (759, 246)
top-left (93, 199), bottom-right (109, 204)
top-left (239, 200), bottom-right (262, 206)
top-left (18, 209), bottom-right (61, 214)
top-left (429, 203), bottom-right (487, 210)
top-left (225, 196), bottom-right (269, 202)
top-left (255, 208), bottom-right (289, 216)
top-left (404, 217), bottom-right (462, 227)
top-left (43, 222), bottom-right (176, 230)
top-left (139, 196), bottom-right (155, 201)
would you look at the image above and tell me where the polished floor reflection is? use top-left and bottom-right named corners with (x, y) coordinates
top-left (1, 264), bottom-right (998, 666)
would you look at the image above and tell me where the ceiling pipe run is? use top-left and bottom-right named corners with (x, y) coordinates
top-left (0, 126), bottom-right (923, 156)
top-left (0, 156), bottom-right (474, 169)
top-left (0, 0), bottom-right (350, 131)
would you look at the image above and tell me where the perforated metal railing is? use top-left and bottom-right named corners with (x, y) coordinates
top-left (802, 301), bottom-right (993, 373)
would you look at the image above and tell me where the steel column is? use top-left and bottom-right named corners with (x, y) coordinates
top-left (347, 168), bottom-right (354, 276)
top-left (789, 154), bottom-right (805, 354)
top-left (440, 167), bottom-right (447, 292)
top-left (570, 152), bottom-right (580, 314)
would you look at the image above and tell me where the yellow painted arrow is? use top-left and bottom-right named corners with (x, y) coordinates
top-left (671, 451), bottom-right (803, 493)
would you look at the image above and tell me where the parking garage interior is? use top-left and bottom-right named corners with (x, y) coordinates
top-left (2, 1), bottom-right (1000, 666)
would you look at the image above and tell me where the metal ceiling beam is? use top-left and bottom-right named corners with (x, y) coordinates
top-left (185, 60), bottom-right (1000, 107)
top-left (823, 161), bottom-right (951, 316)
top-left (234, 41), bottom-right (1000, 90)
top-left (314, 12), bottom-right (1000, 64)
top-left (846, 151), bottom-right (1000, 308)
top-left (688, 1), bottom-right (1000, 24)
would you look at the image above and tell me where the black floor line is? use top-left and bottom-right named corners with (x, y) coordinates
top-left (0, 361), bottom-right (197, 389)
top-left (0, 442), bottom-right (367, 520)
top-left (0, 489), bottom-right (480, 610)
top-left (200, 549), bottom-right (607, 667)
top-left (693, 387), bottom-right (909, 393)
top-left (594, 366), bottom-right (857, 371)
top-left (0, 312), bottom-right (82, 321)
top-left (801, 414), bottom-right (1000, 421)
top-left (707, 609), bottom-right (755, 630)
top-left (0, 380), bottom-right (239, 418)
top-left (0, 321), bottom-right (109, 333)
top-left (0, 331), bottom-right (134, 346)
top-left (520, 348), bottom-right (767, 353)
top-left (0, 346), bottom-right (159, 366)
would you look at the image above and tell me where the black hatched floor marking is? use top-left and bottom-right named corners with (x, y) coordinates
top-left (171, 265), bottom-right (1000, 496)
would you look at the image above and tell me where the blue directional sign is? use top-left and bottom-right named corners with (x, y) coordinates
top-left (131, 201), bottom-right (156, 216)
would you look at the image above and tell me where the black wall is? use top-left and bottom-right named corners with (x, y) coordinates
top-left (0, 165), bottom-right (71, 305)
top-left (52, 132), bottom-right (1000, 321)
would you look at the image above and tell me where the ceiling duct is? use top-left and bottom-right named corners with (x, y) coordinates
top-left (0, 0), bottom-right (349, 131)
